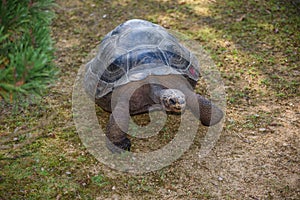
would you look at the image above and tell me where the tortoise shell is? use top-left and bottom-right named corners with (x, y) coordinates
top-left (85, 19), bottom-right (200, 98)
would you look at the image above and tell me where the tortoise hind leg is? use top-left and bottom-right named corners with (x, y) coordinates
top-left (106, 100), bottom-right (131, 153)
top-left (106, 114), bottom-right (131, 152)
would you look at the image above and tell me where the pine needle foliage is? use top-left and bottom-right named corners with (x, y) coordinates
top-left (0, 0), bottom-right (57, 102)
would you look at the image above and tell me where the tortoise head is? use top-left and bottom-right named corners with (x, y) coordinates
top-left (160, 89), bottom-right (186, 113)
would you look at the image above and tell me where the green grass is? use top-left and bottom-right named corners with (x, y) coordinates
top-left (0, 0), bottom-right (57, 102)
top-left (0, 0), bottom-right (299, 199)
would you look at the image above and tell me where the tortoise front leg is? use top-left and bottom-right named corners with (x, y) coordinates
top-left (187, 93), bottom-right (224, 126)
top-left (106, 100), bottom-right (131, 152)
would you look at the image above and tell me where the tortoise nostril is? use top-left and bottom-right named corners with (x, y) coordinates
top-left (169, 98), bottom-right (176, 105)
top-left (179, 98), bottom-right (186, 104)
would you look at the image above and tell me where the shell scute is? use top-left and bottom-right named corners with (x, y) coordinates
top-left (85, 19), bottom-right (200, 98)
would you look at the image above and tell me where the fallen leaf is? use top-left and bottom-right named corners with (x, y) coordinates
top-left (15, 80), bottom-right (24, 86)
top-left (236, 14), bottom-right (246, 22)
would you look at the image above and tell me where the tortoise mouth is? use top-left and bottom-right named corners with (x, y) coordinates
top-left (163, 102), bottom-right (186, 114)
top-left (166, 108), bottom-right (186, 115)
top-left (173, 104), bottom-right (186, 112)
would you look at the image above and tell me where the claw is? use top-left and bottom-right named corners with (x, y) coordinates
top-left (106, 137), bottom-right (131, 153)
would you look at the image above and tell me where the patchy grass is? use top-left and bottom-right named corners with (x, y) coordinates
top-left (0, 0), bottom-right (299, 199)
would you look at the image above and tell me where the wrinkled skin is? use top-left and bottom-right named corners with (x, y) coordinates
top-left (95, 75), bottom-right (224, 153)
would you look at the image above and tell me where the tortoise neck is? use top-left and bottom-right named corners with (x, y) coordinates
top-left (150, 84), bottom-right (166, 104)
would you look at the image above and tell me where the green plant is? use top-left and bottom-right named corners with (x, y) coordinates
top-left (0, 0), bottom-right (57, 102)
top-left (91, 174), bottom-right (109, 187)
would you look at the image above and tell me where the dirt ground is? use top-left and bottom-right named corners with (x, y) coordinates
top-left (0, 0), bottom-right (299, 199)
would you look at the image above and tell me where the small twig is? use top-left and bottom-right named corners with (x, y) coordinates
top-left (234, 132), bottom-right (251, 143)
top-left (0, 110), bottom-right (58, 149)
top-left (0, 152), bottom-right (32, 160)
top-left (0, 144), bottom-right (11, 150)
top-left (61, 120), bottom-right (75, 131)
top-left (0, 114), bottom-right (47, 144)
top-left (12, 132), bottom-right (43, 150)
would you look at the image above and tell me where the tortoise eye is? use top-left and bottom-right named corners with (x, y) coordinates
top-left (169, 98), bottom-right (176, 105)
